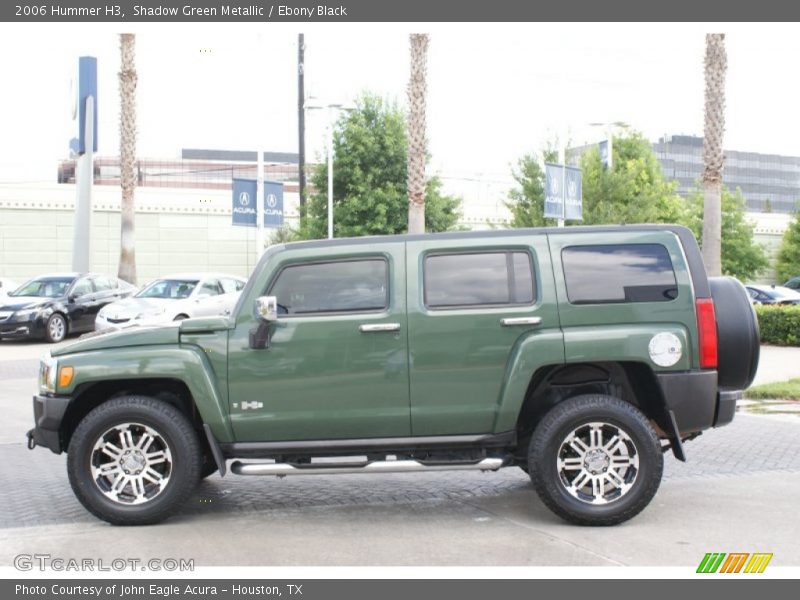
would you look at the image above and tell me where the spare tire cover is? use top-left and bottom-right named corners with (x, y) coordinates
top-left (708, 276), bottom-right (760, 390)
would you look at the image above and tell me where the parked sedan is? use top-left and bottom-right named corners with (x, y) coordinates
top-left (95, 273), bottom-right (246, 331)
top-left (0, 273), bottom-right (137, 342)
top-left (746, 284), bottom-right (800, 305)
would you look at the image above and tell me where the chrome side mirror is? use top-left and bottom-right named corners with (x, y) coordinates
top-left (256, 296), bottom-right (278, 322)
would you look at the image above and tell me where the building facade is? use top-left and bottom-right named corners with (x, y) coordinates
top-left (653, 135), bottom-right (800, 213)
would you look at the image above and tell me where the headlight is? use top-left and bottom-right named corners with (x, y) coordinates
top-left (39, 353), bottom-right (58, 394)
top-left (14, 308), bottom-right (41, 320)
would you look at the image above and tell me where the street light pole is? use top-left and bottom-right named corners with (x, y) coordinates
top-left (306, 99), bottom-right (352, 240)
top-left (326, 105), bottom-right (334, 239)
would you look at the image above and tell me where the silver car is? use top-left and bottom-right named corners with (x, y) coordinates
top-left (95, 273), bottom-right (246, 330)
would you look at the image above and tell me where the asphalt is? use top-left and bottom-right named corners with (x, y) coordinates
top-left (1, 340), bottom-right (799, 567)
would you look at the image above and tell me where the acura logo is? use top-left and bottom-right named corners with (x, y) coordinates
top-left (239, 191), bottom-right (250, 207)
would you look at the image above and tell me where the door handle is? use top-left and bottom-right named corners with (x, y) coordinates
top-left (501, 317), bottom-right (542, 327)
top-left (359, 323), bottom-right (401, 333)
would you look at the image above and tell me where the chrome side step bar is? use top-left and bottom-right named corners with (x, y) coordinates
top-left (230, 457), bottom-right (505, 476)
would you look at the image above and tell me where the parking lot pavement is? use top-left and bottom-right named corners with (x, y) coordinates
top-left (2, 340), bottom-right (800, 566)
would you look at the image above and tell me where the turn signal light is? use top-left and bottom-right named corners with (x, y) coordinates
top-left (58, 366), bottom-right (75, 388)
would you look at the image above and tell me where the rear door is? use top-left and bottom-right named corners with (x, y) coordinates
top-left (406, 234), bottom-right (560, 436)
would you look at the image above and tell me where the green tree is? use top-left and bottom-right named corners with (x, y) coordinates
top-left (505, 153), bottom-right (556, 227)
top-left (684, 187), bottom-right (768, 281)
top-left (301, 94), bottom-right (460, 239)
top-left (775, 216), bottom-right (800, 282)
top-left (579, 132), bottom-right (688, 225)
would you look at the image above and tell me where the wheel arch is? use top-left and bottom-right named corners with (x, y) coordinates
top-left (513, 361), bottom-right (671, 453)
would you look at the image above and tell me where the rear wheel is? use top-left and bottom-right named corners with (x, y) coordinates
top-left (67, 396), bottom-right (202, 525)
top-left (528, 394), bottom-right (663, 526)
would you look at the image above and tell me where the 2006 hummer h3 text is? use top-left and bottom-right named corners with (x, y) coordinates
top-left (28, 225), bottom-right (759, 526)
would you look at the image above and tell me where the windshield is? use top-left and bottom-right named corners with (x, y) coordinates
top-left (136, 279), bottom-right (199, 299)
top-left (10, 277), bottom-right (75, 298)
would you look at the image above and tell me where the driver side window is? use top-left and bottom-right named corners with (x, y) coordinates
top-left (70, 278), bottom-right (94, 298)
top-left (268, 259), bottom-right (388, 316)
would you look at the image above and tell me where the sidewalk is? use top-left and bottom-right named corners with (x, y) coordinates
top-left (752, 345), bottom-right (800, 386)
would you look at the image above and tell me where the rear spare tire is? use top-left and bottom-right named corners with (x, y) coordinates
top-left (708, 277), bottom-right (760, 390)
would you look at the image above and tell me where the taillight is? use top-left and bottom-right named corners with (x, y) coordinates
top-left (696, 298), bottom-right (718, 369)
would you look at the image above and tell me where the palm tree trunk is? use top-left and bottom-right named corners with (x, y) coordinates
top-left (407, 34), bottom-right (429, 234)
top-left (118, 33), bottom-right (137, 284)
top-left (702, 33), bottom-right (727, 277)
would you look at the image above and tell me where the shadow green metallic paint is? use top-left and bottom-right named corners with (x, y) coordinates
top-left (47, 228), bottom-right (704, 446)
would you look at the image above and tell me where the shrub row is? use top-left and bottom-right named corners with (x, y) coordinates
top-left (754, 305), bottom-right (800, 346)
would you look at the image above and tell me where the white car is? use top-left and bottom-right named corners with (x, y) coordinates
top-left (95, 273), bottom-right (246, 331)
top-left (0, 278), bottom-right (19, 298)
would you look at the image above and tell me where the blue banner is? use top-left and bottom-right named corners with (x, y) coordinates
top-left (69, 56), bottom-right (98, 155)
top-left (232, 178), bottom-right (284, 227)
top-left (544, 163), bottom-right (582, 221)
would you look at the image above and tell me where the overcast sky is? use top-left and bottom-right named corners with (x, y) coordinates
top-left (1, 22), bottom-right (799, 190)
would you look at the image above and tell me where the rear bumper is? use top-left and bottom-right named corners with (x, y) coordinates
top-left (656, 371), bottom-right (741, 434)
top-left (28, 394), bottom-right (71, 454)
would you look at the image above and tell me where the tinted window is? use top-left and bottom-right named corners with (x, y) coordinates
top-left (93, 276), bottom-right (116, 292)
top-left (137, 279), bottom-right (199, 299)
top-left (220, 278), bottom-right (245, 293)
top-left (70, 278), bottom-right (94, 297)
top-left (424, 251), bottom-right (535, 308)
top-left (269, 259), bottom-right (388, 315)
top-left (562, 244), bottom-right (678, 304)
top-left (199, 280), bottom-right (223, 296)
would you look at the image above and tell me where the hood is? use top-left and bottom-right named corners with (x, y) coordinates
top-left (0, 296), bottom-right (55, 311)
top-left (100, 297), bottom-right (172, 318)
top-left (51, 322), bottom-right (182, 357)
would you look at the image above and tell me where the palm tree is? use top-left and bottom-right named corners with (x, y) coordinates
top-left (118, 33), bottom-right (138, 284)
top-left (407, 34), bottom-right (429, 234)
top-left (702, 33), bottom-right (727, 276)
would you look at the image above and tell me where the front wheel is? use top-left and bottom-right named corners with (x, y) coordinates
top-left (45, 313), bottom-right (67, 343)
top-left (67, 396), bottom-right (202, 525)
top-left (528, 394), bottom-right (663, 526)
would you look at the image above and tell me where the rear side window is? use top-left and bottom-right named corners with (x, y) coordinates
top-left (269, 259), bottom-right (388, 315)
top-left (424, 251), bottom-right (535, 309)
top-left (562, 244), bottom-right (678, 304)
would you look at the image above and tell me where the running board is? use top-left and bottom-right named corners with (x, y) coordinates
top-left (230, 457), bottom-right (505, 476)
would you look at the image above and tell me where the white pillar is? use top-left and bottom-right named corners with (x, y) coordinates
top-left (72, 95), bottom-right (94, 271)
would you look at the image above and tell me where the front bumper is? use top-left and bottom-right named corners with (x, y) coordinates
top-left (657, 370), bottom-right (742, 434)
top-left (0, 315), bottom-right (45, 339)
top-left (28, 394), bottom-right (71, 454)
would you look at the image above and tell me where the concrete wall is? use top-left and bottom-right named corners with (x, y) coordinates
top-left (0, 183), bottom-right (299, 285)
top-left (0, 181), bottom-right (794, 285)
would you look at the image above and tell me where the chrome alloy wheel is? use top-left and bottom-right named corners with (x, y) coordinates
top-left (48, 316), bottom-right (65, 341)
top-left (556, 421), bottom-right (639, 505)
top-left (89, 422), bottom-right (173, 505)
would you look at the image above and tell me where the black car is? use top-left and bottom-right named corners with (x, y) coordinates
top-left (0, 273), bottom-right (136, 343)
top-left (745, 284), bottom-right (800, 306)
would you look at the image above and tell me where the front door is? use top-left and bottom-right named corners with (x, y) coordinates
top-left (227, 244), bottom-right (410, 442)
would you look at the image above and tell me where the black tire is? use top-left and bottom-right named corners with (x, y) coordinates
top-left (709, 277), bottom-right (760, 390)
top-left (528, 394), bottom-right (663, 526)
top-left (67, 396), bottom-right (202, 526)
top-left (45, 313), bottom-right (68, 343)
top-left (173, 314), bottom-right (189, 321)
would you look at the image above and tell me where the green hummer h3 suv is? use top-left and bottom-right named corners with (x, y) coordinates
top-left (28, 225), bottom-right (759, 526)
